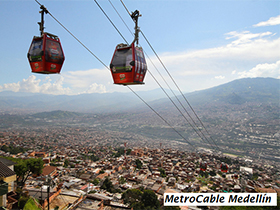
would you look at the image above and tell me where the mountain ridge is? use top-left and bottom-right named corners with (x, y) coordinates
top-left (0, 77), bottom-right (278, 114)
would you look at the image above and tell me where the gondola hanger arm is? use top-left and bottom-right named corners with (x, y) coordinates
top-left (131, 10), bottom-right (141, 46)
top-left (38, 5), bottom-right (49, 36)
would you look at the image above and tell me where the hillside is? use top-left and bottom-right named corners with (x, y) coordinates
top-left (31, 110), bottom-right (83, 119)
top-left (147, 77), bottom-right (279, 110)
top-left (97, 77), bottom-right (279, 161)
top-left (0, 77), bottom-right (278, 114)
top-left (0, 88), bottom-right (171, 114)
top-left (0, 77), bottom-right (279, 161)
top-left (186, 77), bottom-right (279, 105)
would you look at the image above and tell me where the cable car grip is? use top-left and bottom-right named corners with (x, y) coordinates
top-left (38, 5), bottom-right (49, 36)
top-left (131, 10), bottom-right (141, 46)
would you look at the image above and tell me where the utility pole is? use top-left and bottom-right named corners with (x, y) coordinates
top-left (47, 185), bottom-right (50, 210)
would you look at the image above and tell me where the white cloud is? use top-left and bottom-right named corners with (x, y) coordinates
top-left (157, 32), bottom-right (280, 78)
top-left (62, 68), bottom-right (111, 93)
top-left (253, 15), bottom-right (280, 27)
top-left (0, 69), bottom-right (116, 95)
top-left (145, 29), bottom-right (280, 92)
top-left (215, 75), bottom-right (225, 80)
top-left (225, 31), bottom-right (272, 46)
top-left (83, 83), bottom-right (107, 94)
top-left (0, 75), bottom-right (71, 95)
top-left (238, 60), bottom-right (280, 78)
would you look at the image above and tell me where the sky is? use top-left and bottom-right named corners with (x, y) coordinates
top-left (0, 0), bottom-right (279, 95)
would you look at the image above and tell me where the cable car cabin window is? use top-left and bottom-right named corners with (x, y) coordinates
top-left (136, 49), bottom-right (146, 75)
top-left (45, 39), bottom-right (64, 64)
top-left (28, 39), bottom-right (43, 62)
top-left (111, 48), bottom-right (133, 73)
top-left (136, 50), bottom-right (142, 74)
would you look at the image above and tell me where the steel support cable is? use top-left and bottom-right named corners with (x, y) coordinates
top-left (106, 1), bottom-right (210, 149)
top-left (141, 31), bottom-right (221, 152)
top-left (147, 65), bottom-right (215, 150)
top-left (144, 54), bottom-right (215, 150)
top-left (34, 0), bottom-right (195, 150)
top-left (94, 0), bottom-right (196, 149)
top-left (35, 0), bottom-right (108, 69)
top-left (108, 0), bottom-right (132, 37)
top-left (120, 0), bottom-right (131, 16)
top-left (127, 86), bottom-right (196, 150)
top-left (93, 0), bottom-right (129, 45)
top-left (142, 47), bottom-right (215, 149)
top-left (115, 0), bottom-right (219, 151)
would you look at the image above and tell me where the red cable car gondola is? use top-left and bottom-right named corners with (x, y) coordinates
top-left (200, 162), bottom-right (207, 171)
top-left (110, 10), bottom-right (147, 85)
top-left (28, 5), bottom-right (65, 74)
top-left (28, 33), bottom-right (64, 74)
top-left (110, 43), bottom-right (147, 85)
top-left (220, 162), bottom-right (228, 173)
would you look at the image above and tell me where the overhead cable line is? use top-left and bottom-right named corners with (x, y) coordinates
top-left (106, 1), bottom-right (211, 148)
top-left (108, 0), bottom-right (132, 36)
top-left (127, 86), bottom-right (196, 150)
top-left (116, 0), bottom-right (220, 151)
top-left (101, 0), bottom-right (211, 149)
top-left (120, 0), bottom-right (131, 16)
top-left (104, 0), bottom-right (216, 150)
top-left (92, 0), bottom-right (197, 149)
top-left (35, 0), bottom-right (108, 69)
top-left (93, 0), bottom-right (129, 45)
top-left (145, 54), bottom-right (216, 151)
top-left (140, 31), bottom-right (221, 151)
top-left (146, 63), bottom-right (216, 150)
top-left (33, 0), bottom-right (196, 149)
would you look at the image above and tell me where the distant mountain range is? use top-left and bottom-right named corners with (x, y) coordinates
top-left (0, 77), bottom-right (279, 114)
top-left (186, 77), bottom-right (279, 105)
top-left (0, 88), bottom-right (168, 113)
top-left (132, 77), bottom-right (279, 114)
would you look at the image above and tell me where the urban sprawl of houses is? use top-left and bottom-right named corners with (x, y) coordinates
top-left (0, 128), bottom-right (279, 210)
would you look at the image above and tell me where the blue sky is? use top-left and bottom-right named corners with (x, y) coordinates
top-left (0, 0), bottom-right (279, 95)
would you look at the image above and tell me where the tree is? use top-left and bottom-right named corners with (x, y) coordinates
top-left (18, 196), bottom-right (29, 209)
top-left (100, 177), bottom-right (119, 193)
top-left (159, 167), bottom-right (166, 177)
top-left (135, 159), bottom-right (142, 169)
top-left (141, 189), bottom-right (160, 209)
top-left (92, 178), bottom-right (99, 186)
top-left (126, 149), bottom-right (132, 155)
top-left (131, 202), bottom-right (145, 210)
top-left (113, 147), bottom-right (125, 157)
top-left (15, 158), bottom-right (44, 188)
top-left (0, 144), bottom-right (27, 154)
top-left (119, 176), bottom-right (126, 184)
top-left (122, 189), bottom-right (160, 210)
top-left (122, 189), bottom-right (143, 205)
top-left (63, 159), bottom-right (69, 168)
top-left (90, 154), bottom-right (99, 162)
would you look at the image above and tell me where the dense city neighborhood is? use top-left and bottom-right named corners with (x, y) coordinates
top-left (0, 78), bottom-right (279, 209)
top-left (0, 126), bottom-right (279, 210)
